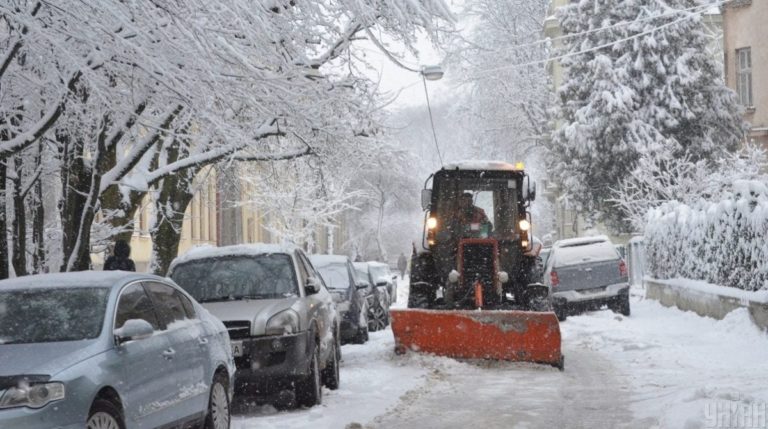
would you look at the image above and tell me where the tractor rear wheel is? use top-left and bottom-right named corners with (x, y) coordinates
top-left (408, 252), bottom-right (437, 309)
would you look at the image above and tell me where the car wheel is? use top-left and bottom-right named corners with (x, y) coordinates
top-left (610, 294), bottom-right (631, 317)
top-left (322, 340), bottom-right (340, 390)
top-left (554, 304), bottom-right (568, 322)
top-left (353, 306), bottom-right (369, 344)
top-left (204, 372), bottom-right (230, 429)
top-left (297, 342), bottom-right (322, 407)
top-left (368, 302), bottom-right (387, 332)
top-left (87, 399), bottom-right (125, 429)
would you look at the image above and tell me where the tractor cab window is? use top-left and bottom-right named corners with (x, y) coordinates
top-left (434, 176), bottom-right (519, 240)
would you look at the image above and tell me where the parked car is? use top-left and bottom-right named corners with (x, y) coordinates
top-left (310, 254), bottom-right (370, 344)
top-left (367, 261), bottom-right (398, 304)
top-left (353, 262), bottom-right (390, 332)
top-left (0, 271), bottom-right (234, 429)
top-left (169, 244), bottom-right (340, 408)
top-left (543, 235), bottom-right (630, 321)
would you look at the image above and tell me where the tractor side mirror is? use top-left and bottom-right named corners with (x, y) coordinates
top-left (421, 189), bottom-right (432, 211)
top-left (523, 177), bottom-right (537, 202)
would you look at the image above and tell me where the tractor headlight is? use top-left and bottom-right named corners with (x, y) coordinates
top-left (0, 382), bottom-right (65, 409)
top-left (519, 219), bottom-right (531, 231)
top-left (427, 217), bottom-right (438, 230)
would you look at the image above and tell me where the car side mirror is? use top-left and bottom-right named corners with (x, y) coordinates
top-left (305, 277), bottom-right (321, 294)
top-left (421, 189), bottom-right (432, 211)
top-left (114, 319), bottom-right (154, 344)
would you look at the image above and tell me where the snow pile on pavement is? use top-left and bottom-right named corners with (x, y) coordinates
top-left (564, 294), bottom-right (768, 429)
top-left (645, 180), bottom-right (768, 291)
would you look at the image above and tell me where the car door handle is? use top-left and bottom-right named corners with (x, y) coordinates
top-left (198, 338), bottom-right (209, 346)
top-left (162, 348), bottom-right (176, 359)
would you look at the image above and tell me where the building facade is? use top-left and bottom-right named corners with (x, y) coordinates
top-left (723, 0), bottom-right (768, 148)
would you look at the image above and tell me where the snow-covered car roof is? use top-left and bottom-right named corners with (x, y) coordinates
top-left (0, 271), bottom-right (155, 290)
top-left (365, 261), bottom-right (390, 268)
top-left (553, 235), bottom-right (611, 248)
top-left (441, 160), bottom-right (522, 171)
top-left (309, 254), bottom-right (350, 266)
top-left (170, 243), bottom-right (299, 270)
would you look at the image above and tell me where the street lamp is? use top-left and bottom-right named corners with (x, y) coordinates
top-left (420, 65), bottom-right (444, 165)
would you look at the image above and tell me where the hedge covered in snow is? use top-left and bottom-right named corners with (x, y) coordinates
top-left (645, 181), bottom-right (768, 292)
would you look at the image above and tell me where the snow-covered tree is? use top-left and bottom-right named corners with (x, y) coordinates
top-left (552, 0), bottom-right (746, 232)
top-left (450, 0), bottom-right (552, 162)
top-left (0, 0), bottom-right (453, 277)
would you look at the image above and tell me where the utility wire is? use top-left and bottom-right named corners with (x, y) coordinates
top-left (471, 1), bottom-right (724, 78)
top-left (479, 0), bottom-right (724, 56)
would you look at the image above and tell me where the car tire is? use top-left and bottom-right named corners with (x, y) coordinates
top-left (368, 301), bottom-right (387, 332)
top-left (87, 399), bottom-right (125, 429)
top-left (554, 305), bottom-right (568, 322)
top-left (204, 372), bottom-right (230, 429)
top-left (297, 342), bottom-right (322, 407)
top-left (353, 306), bottom-right (369, 344)
top-left (322, 340), bottom-right (340, 390)
top-left (611, 294), bottom-right (631, 317)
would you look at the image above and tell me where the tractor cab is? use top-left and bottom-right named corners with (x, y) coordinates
top-left (415, 161), bottom-right (541, 310)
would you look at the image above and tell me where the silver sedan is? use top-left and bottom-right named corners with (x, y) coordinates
top-left (0, 271), bottom-right (235, 429)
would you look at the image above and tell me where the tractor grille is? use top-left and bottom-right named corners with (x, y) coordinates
top-left (223, 320), bottom-right (251, 339)
top-left (461, 242), bottom-right (496, 303)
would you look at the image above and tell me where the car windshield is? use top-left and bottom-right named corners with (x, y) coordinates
top-left (0, 287), bottom-right (110, 344)
top-left (170, 254), bottom-right (298, 302)
top-left (315, 263), bottom-right (351, 290)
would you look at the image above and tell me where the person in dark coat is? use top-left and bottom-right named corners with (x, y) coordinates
top-left (104, 239), bottom-right (136, 272)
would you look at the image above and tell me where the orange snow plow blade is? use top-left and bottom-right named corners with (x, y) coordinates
top-left (390, 309), bottom-right (563, 368)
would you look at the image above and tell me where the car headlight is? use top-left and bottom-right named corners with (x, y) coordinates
top-left (0, 382), bottom-right (65, 409)
top-left (265, 310), bottom-right (299, 336)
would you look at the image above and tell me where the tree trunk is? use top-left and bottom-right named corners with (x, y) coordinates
top-left (31, 143), bottom-right (45, 273)
top-left (150, 133), bottom-right (200, 276)
top-left (11, 156), bottom-right (26, 276)
top-left (151, 170), bottom-right (197, 276)
top-left (58, 133), bottom-right (96, 272)
top-left (0, 159), bottom-right (7, 279)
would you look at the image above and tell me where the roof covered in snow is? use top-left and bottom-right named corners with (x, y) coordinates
top-left (0, 271), bottom-right (159, 290)
top-left (170, 243), bottom-right (300, 269)
top-left (441, 160), bottom-right (522, 171)
top-left (309, 254), bottom-right (350, 266)
top-left (553, 235), bottom-right (611, 248)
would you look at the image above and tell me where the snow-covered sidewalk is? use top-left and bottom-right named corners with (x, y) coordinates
top-left (234, 281), bottom-right (768, 429)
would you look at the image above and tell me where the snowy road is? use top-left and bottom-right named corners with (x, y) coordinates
top-left (233, 279), bottom-right (768, 429)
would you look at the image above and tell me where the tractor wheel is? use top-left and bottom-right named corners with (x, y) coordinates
top-left (408, 252), bottom-right (437, 309)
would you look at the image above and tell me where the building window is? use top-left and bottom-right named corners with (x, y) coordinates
top-left (737, 48), bottom-right (753, 107)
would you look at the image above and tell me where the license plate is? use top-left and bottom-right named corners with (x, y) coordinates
top-left (231, 341), bottom-right (243, 357)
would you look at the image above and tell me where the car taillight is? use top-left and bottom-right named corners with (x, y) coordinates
top-left (619, 260), bottom-right (628, 277)
top-left (550, 270), bottom-right (559, 287)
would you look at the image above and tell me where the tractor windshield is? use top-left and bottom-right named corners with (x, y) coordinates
top-left (434, 175), bottom-right (520, 240)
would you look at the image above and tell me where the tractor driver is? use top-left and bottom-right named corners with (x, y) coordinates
top-left (456, 192), bottom-right (492, 237)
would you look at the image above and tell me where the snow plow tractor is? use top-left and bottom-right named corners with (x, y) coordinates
top-left (390, 161), bottom-right (563, 369)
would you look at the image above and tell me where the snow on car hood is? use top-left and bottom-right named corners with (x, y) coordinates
top-left (201, 298), bottom-right (302, 336)
top-left (0, 340), bottom-right (106, 378)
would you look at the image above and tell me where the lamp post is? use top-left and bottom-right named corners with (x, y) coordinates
top-left (420, 65), bottom-right (444, 166)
